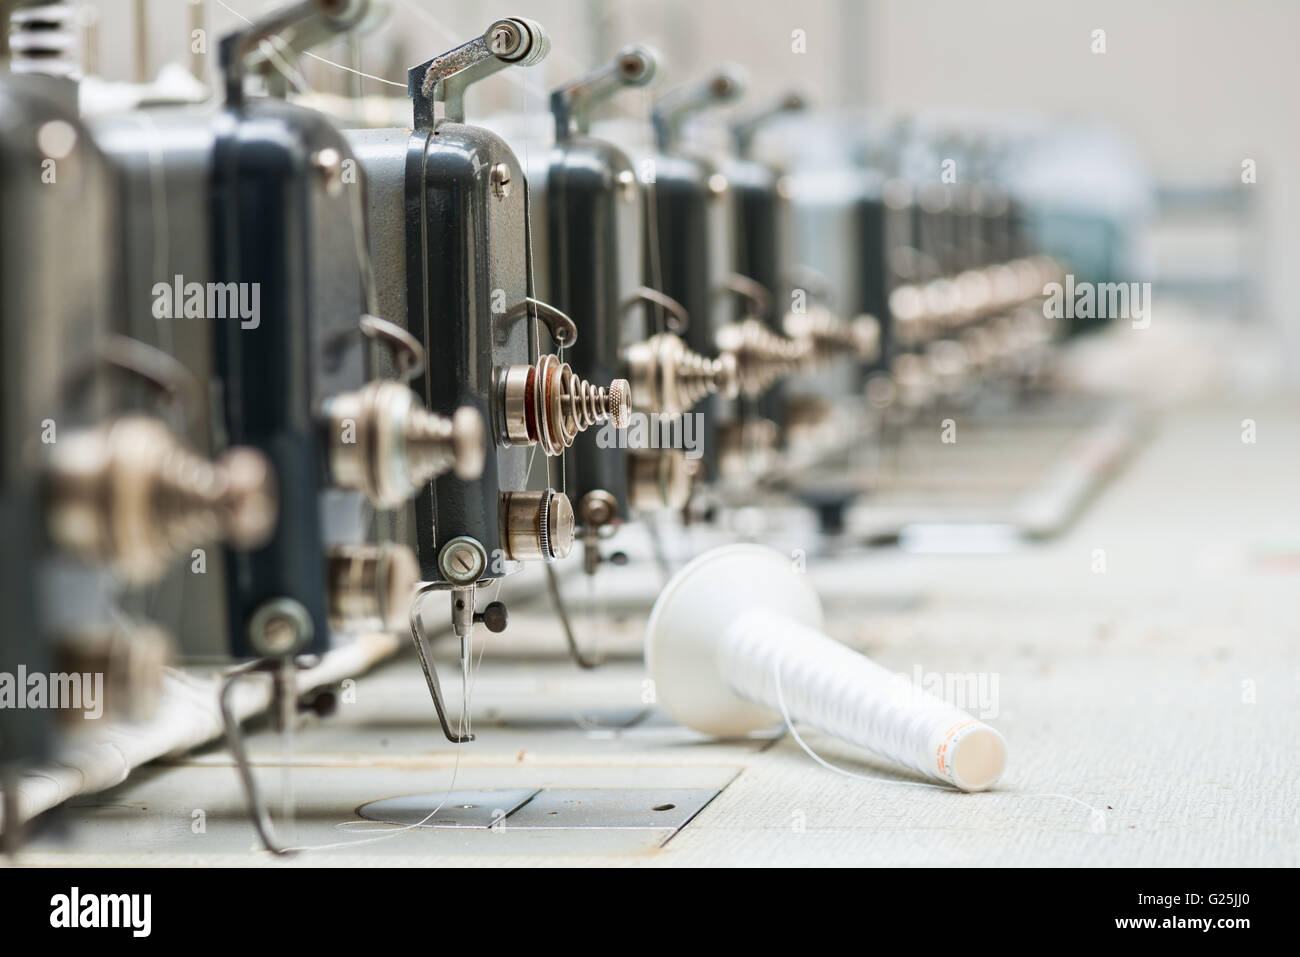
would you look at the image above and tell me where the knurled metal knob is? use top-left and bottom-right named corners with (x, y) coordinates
top-left (326, 543), bottom-right (421, 632)
top-left (626, 449), bottom-right (692, 512)
top-left (500, 488), bottom-right (575, 562)
top-left (624, 332), bottom-right (739, 415)
top-left (324, 380), bottom-right (485, 509)
top-left (44, 416), bottom-right (277, 585)
top-left (783, 307), bottom-right (881, 366)
top-left (715, 318), bottom-right (811, 398)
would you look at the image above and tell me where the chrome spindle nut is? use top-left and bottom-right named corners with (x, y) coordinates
top-left (500, 488), bottom-right (575, 562)
top-left (325, 381), bottom-right (485, 508)
top-left (44, 416), bottom-right (277, 584)
top-left (327, 543), bottom-right (420, 632)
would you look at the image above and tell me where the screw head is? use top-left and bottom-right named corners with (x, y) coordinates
top-left (580, 489), bottom-right (619, 528)
top-left (616, 168), bottom-right (638, 204)
top-left (617, 49), bottom-right (653, 84)
top-left (488, 20), bottom-right (522, 57)
top-left (490, 162), bottom-right (512, 199)
top-left (262, 615), bottom-right (296, 654)
top-left (311, 147), bottom-right (344, 198)
top-left (247, 597), bottom-right (313, 657)
top-left (438, 536), bottom-right (487, 584)
top-left (709, 72), bottom-right (738, 99)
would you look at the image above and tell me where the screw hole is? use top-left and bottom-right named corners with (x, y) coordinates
top-left (652, 803), bottom-right (676, 812)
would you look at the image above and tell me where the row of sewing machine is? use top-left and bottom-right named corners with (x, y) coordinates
top-left (0, 0), bottom-right (1088, 831)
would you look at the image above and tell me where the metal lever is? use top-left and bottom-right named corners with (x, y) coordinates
top-left (409, 585), bottom-right (474, 743)
top-left (219, 0), bottom-right (372, 106)
top-left (551, 44), bottom-right (657, 141)
top-left (731, 89), bottom-right (809, 158)
top-left (545, 564), bottom-right (602, 670)
top-left (220, 658), bottom-right (301, 856)
top-left (409, 16), bottom-right (549, 129)
top-left (651, 63), bottom-right (746, 151)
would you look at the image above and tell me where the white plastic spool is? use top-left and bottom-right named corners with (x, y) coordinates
top-left (646, 544), bottom-right (1007, 791)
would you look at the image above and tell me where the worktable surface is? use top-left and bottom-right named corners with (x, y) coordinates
top-left (15, 392), bottom-right (1299, 867)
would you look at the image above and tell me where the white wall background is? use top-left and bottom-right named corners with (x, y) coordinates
top-left (73, 0), bottom-right (1300, 364)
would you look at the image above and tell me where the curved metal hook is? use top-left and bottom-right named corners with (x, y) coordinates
top-left (64, 333), bottom-right (204, 428)
top-left (220, 660), bottom-right (296, 856)
top-left (786, 265), bottom-right (837, 311)
top-left (721, 273), bottom-right (774, 322)
top-left (544, 564), bottom-right (602, 670)
top-left (622, 285), bottom-right (690, 334)
top-left (505, 297), bottom-right (578, 348)
top-left (360, 313), bottom-right (426, 381)
top-left (408, 585), bottom-right (475, 743)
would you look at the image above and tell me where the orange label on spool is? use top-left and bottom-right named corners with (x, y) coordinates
top-left (936, 719), bottom-right (976, 774)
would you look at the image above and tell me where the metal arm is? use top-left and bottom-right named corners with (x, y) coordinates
top-left (651, 63), bottom-right (746, 151)
top-left (551, 44), bottom-right (657, 141)
top-left (218, 0), bottom-right (372, 106)
top-left (731, 89), bottom-right (809, 158)
top-left (408, 17), bottom-right (549, 129)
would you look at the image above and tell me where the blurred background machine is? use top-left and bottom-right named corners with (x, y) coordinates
top-left (0, 0), bottom-right (1293, 866)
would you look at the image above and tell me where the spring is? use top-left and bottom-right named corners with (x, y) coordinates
top-left (401, 410), bottom-right (458, 486)
top-left (719, 318), bottom-right (811, 397)
top-left (674, 348), bottom-right (730, 408)
top-left (8, 3), bottom-right (78, 77)
top-left (533, 356), bottom-right (628, 453)
top-left (558, 365), bottom-right (612, 434)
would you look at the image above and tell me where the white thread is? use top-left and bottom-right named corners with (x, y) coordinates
top-left (212, 1), bottom-right (311, 92)
top-left (282, 568), bottom-right (512, 849)
top-left (772, 660), bottom-right (953, 791)
top-left (214, 0), bottom-right (405, 90)
top-left (767, 626), bottom-right (1107, 825)
top-left (300, 50), bottom-right (405, 89)
top-left (774, 662), bottom-right (1111, 827)
top-left (721, 609), bottom-right (1006, 791)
